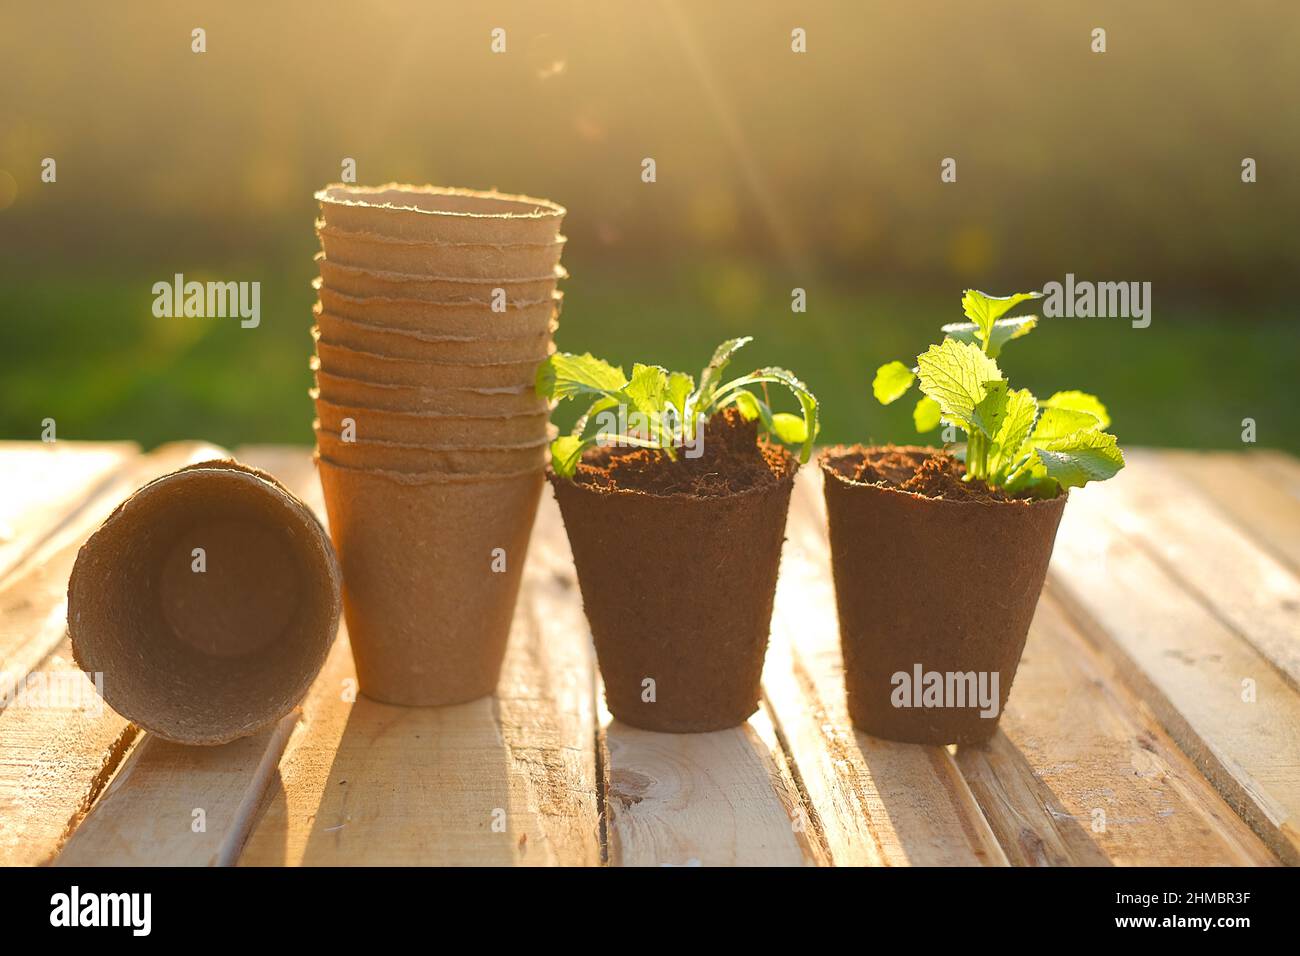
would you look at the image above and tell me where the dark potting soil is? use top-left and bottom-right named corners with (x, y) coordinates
top-left (836, 444), bottom-right (1024, 503)
top-left (571, 407), bottom-right (794, 497)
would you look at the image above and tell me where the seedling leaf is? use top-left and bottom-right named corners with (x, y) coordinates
top-left (913, 395), bottom-right (942, 432)
top-left (961, 289), bottom-right (1042, 351)
top-left (1041, 390), bottom-right (1111, 429)
top-left (941, 315), bottom-right (1038, 358)
top-left (915, 338), bottom-right (1004, 434)
top-left (873, 360), bottom-right (916, 404)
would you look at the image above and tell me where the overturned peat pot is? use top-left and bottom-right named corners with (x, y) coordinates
top-left (820, 445), bottom-right (1066, 746)
top-left (67, 460), bottom-right (342, 745)
top-left (551, 412), bottom-right (796, 733)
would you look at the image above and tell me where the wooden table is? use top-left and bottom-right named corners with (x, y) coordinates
top-left (1, 441), bottom-right (1296, 867)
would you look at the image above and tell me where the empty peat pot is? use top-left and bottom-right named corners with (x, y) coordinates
top-left (67, 460), bottom-right (342, 745)
top-left (550, 438), bottom-right (797, 733)
top-left (316, 456), bottom-right (543, 706)
top-left (820, 446), bottom-right (1067, 746)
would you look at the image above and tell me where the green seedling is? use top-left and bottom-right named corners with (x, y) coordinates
top-left (873, 289), bottom-right (1124, 497)
top-left (536, 337), bottom-right (819, 478)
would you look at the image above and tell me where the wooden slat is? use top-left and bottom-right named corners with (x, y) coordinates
top-left (601, 699), bottom-right (822, 866)
top-left (1102, 452), bottom-right (1300, 692)
top-left (0, 441), bottom-right (226, 866)
top-left (55, 716), bottom-right (298, 866)
top-left (0, 441), bottom-right (136, 585)
top-left (957, 594), bottom-right (1277, 866)
top-left (1047, 476), bottom-right (1300, 865)
top-left (761, 469), bottom-right (1008, 866)
top-left (1247, 448), bottom-right (1300, 502)
top-left (239, 468), bottom-right (600, 866)
top-left (1158, 449), bottom-right (1300, 572)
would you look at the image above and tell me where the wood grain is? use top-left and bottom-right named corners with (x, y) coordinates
top-left (1048, 475), bottom-right (1300, 864)
top-left (0, 441), bottom-right (135, 586)
top-left (1104, 451), bottom-right (1300, 692)
top-left (958, 593), bottom-right (1277, 866)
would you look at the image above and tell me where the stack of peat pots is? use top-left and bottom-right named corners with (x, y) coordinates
top-left (311, 184), bottom-right (566, 706)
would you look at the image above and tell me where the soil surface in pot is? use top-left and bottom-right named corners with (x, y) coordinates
top-left (552, 408), bottom-right (795, 732)
top-left (569, 407), bottom-right (791, 496)
top-left (835, 444), bottom-right (1028, 503)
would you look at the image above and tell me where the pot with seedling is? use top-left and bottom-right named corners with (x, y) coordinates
top-left (821, 289), bottom-right (1124, 745)
top-left (539, 338), bottom-right (818, 733)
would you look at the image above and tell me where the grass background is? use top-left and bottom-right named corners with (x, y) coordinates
top-left (1, 1), bottom-right (1296, 452)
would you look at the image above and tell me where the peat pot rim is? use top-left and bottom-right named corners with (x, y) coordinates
top-left (311, 328), bottom-right (556, 370)
top-left (313, 304), bottom-right (560, 345)
top-left (315, 182), bottom-right (567, 222)
top-left (312, 276), bottom-right (563, 312)
top-left (819, 444), bottom-right (1067, 512)
top-left (313, 421), bottom-right (551, 453)
top-left (316, 219), bottom-right (568, 253)
top-left (309, 382), bottom-right (543, 408)
top-left (546, 447), bottom-right (799, 506)
top-left (309, 388), bottom-right (550, 423)
top-left (67, 459), bottom-right (342, 746)
top-left (314, 452), bottom-right (543, 486)
top-left (313, 252), bottom-right (568, 286)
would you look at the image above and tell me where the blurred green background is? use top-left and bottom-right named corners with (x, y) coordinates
top-left (1, 1), bottom-right (1296, 450)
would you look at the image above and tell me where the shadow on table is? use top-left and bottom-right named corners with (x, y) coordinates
top-left (247, 695), bottom-right (518, 866)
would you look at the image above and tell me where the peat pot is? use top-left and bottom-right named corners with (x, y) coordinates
top-left (820, 447), bottom-right (1067, 745)
top-left (549, 452), bottom-right (796, 733)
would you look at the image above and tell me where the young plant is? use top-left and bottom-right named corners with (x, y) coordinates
top-left (536, 337), bottom-right (819, 478)
top-left (873, 289), bottom-right (1124, 497)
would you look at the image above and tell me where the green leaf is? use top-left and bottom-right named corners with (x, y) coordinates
top-left (914, 338), bottom-right (1004, 435)
top-left (713, 366), bottom-right (819, 463)
top-left (960, 289), bottom-right (1042, 352)
top-left (1027, 406), bottom-right (1104, 444)
top-left (1040, 390), bottom-right (1111, 429)
top-left (726, 390), bottom-right (810, 446)
top-left (624, 363), bottom-right (669, 417)
top-left (971, 379), bottom-right (1010, 437)
top-left (941, 315), bottom-right (1038, 358)
top-left (770, 412), bottom-right (808, 444)
top-left (549, 434), bottom-right (590, 479)
top-left (913, 396), bottom-right (942, 432)
top-left (986, 388), bottom-right (1038, 478)
top-left (536, 353), bottom-right (627, 402)
top-left (1034, 429), bottom-right (1126, 490)
top-left (873, 360), bottom-right (916, 405)
top-left (690, 336), bottom-right (753, 416)
top-left (666, 370), bottom-right (695, 427)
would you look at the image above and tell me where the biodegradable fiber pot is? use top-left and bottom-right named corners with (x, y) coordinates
top-left (315, 255), bottom-right (564, 305)
top-left (315, 426), bottom-right (549, 474)
top-left (313, 366), bottom-right (549, 416)
top-left (316, 457), bottom-right (544, 705)
top-left (67, 460), bottom-right (341, 745)
top-left (315, 183), bottom-right (566, 245)
top-left (314, 307), bottom-right (556, 363)
top-left (316, 222), bottom-right (566, 279)
top-left (820, 447), bottom-right (1067, 745)
top-left (550, 449), bottom-right (797, 733)
top-left (312, 392), bottom-right (549, 445)
top-left (315, 282), bottom-right (561, 337)
top-left (313, 336), bottom-right (547, 389)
